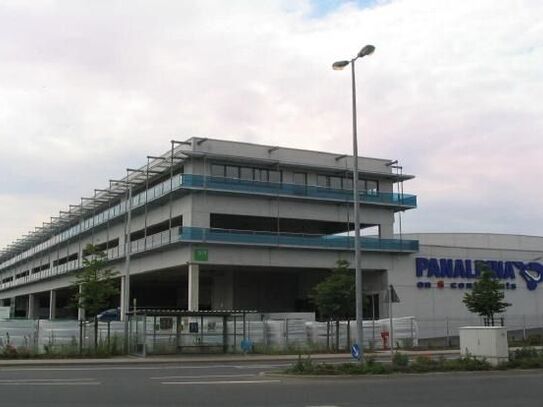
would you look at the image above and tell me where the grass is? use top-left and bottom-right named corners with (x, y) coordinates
top-left (285, 348), bottom-right (543, 376)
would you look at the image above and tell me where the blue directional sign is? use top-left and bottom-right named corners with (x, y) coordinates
top-left (240, 339), bottom-right (253, 353)
top-left (351, 343), bottom-right (361, 360)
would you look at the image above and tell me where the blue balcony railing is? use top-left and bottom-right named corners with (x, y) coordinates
top-left (179, 174), bottom-right (417, 207)
top-left (179, 227), bottom-right (418, 252)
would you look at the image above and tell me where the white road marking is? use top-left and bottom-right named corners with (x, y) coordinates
top-left (161, 379), bottom-right (281, 385)
top-left (0, 365), bottom-right (272, 372)
top-left (0, 378), bottom-right (95, 383)
top-left (150, 373), bottom-right (256, 380)
top-left (0, 382), bottom-right (101, 386)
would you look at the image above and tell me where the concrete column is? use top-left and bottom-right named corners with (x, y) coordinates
top-left (49, 290), bottom-right (56, 320)
top-left (77, 285), bottom-right (85, 321)
top-left (380, 223), bottom-right (394, 239)
top-left (9, 297), bottom-right (15, 318)
top-left (27, 294), bottom-right (36, 319)
top-left (120, 276), bottom-right (127, 321)
top-left (188, 263), bottom-right (200, 311)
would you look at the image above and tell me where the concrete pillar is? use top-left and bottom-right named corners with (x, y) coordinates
top-left (49, 290), bottom-right (56, 320)
top-left (27, 294), bottom-right (36, 319)
top-left (188, 263), bottom-right (200, 311)
top-left (9, 297), bottom-right (15, 318)
top-left (120, 276), bottom-right (127, 321)
top-left (380, 223), bottom-right (394, 239)
top-left (77, 285), bottom-right (85, 321)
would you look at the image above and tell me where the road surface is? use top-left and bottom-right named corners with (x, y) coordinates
top-left (0, 359), bottom-right (541, 406)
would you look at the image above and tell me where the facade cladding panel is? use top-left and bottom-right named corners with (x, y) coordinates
top-left (0, 137), bottom-right (540, 336)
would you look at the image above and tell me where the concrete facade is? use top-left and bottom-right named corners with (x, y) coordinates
top-left (0, 138), bottom-right (417, 321)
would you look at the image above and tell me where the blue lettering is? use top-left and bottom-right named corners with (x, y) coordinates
top-left (450, 283), bottom-right (457, 288)
top-left (504, 262), bottom-right (516, 279)
top-left (453, 260), bottom-right (466, 278)
top-left (439, 259), bottom-right (454, 278)
top-left (489, 261), bottom-right (504, 279)
top-left (428, 258), bottom-right (440, 278)
top-left (465, 260), bottom-right (475, 278)
top-left (416, 258), bottom-right (428, 277)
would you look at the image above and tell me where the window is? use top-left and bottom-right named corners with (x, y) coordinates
top-left (343, 177), bottom-right (353, 190)
top-left (226, 165), bottom-right (239, 178)
top-left (269, 170), bottom-right (281, 183)
top-left (255, 169), bottom-right (268, 182)
top-left (240, 167), bottom-right (253, 180)
top-left (293, 172), bottom-right (307, 185)
top-left (317, 175), bottom-right (328, 188)
top-left (366, 180), bottom-right (379, 195)
top-left (330, 176), bottom-right (342, 190)
top-left (211, 164), bottom-right (225, 177)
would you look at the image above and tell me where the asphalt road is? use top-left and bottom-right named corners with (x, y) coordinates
top-left (0, 360), bottom-right (542, 406)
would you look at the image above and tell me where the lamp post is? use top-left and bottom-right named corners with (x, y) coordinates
top-left (333, 44), bottom-right (375, 363)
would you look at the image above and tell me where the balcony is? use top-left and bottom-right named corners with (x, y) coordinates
top-left (180, 174), bottom-right (417, 208)
top-left (179, 227), bottom-right (419, 252)
top-left (0, 227), bottom-right (418, 292)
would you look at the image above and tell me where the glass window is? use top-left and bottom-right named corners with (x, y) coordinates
top-left (293, 172), bottom-right (307, 185)
top-left (211, 164), bottom-right (225, 177)
top-left (357, 179), bottom-right (366, 192)
top-left (240, 167), bottom-right (253, 180)
top-left (256, 169), bottom-right (268, 182)
top-left (269, 170), bottom-right (281, 183)
top-left (317, 175), bottom-right (328, 188)
top-left (226, 165), bottom-right (239, 178)
top-left (330, 176), bottom-right (342, 190)
top-left (343, 177), bottom-right (353, 190)
top-left (367, 180), bottom-right (378, 195)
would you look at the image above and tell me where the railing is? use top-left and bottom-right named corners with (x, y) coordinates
top-left (179, 227), bottom-right (419, 252)
top-left (2, 172), bottom-right (416, 272)
top-left (180, 174), bottom-right (417, 207)
top-left (0, 226), bottom-right (418, 291)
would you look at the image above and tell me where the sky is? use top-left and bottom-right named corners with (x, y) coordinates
top-left (0, 0), bottom-right (542, 250)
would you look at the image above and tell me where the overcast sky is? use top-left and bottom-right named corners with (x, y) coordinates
top-left (0, 0), bottom-right (542, 249)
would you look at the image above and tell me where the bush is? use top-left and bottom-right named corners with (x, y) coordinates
top-left (443, 356), bottom-right (491, 371)
top-left (392, 352), bottom-right (409, 368)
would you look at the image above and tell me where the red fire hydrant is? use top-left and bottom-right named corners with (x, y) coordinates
top-left (381, 331), bottom-right (390, 349)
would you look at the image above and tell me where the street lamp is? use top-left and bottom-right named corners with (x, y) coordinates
top-left (333, 44), bottom-right (375, 363)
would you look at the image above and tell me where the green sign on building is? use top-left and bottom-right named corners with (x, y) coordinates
top-left (193, 248), bottom-right (208, 262)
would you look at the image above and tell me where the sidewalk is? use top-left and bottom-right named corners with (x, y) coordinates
top-left (0, 348), bottom-right (466, 367)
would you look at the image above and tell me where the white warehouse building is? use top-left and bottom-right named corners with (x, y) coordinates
top-left (0, 138), bottom-right (541, 342)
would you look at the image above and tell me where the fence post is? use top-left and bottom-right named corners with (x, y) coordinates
top-left (523, 315), bottom-right (527, 341)
top-left (410, 318), bottom-right (414, 348)
top-left (335, 320), bottom-right (340, 352)
top-left (347, 319), bottom-right (351, 351)
top-left (326, 319), bottom-right (330, 350)
top-left (107, 321), bottom-right (111, 353)
top-left (79, 320), bottom-right (83, 355)
top-left (445, 317), bottom-right (450, 347)
top-left (285, 319), bottom-right (289, 350)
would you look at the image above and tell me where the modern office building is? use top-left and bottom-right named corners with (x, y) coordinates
top-left (0, 138), bottom-right (417, 321)
top-left (0, 138), bottom-right (541, 341)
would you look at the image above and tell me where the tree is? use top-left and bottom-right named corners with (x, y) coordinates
top-left (312, 259), bottom-right (355, 320)
top-left (312, 260), bottom-right (355, 350)
top-left (72, 244), bottom-right (119, 349)
top-left (463, 263), bottom-right (511, 326)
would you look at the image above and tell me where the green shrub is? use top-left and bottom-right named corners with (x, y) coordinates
top-left (392, 352), bottom-right (409, 367)
top-left (443, 356), bottom-right (491, 371)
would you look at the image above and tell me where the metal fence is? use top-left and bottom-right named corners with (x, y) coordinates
top-left (0, 319), bottom-right (124, 355)
top-left (1, 315), bottom-right (542, 356)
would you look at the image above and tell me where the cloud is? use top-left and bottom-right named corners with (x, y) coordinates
top-left (0, 0), bottom-right (542, 249)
